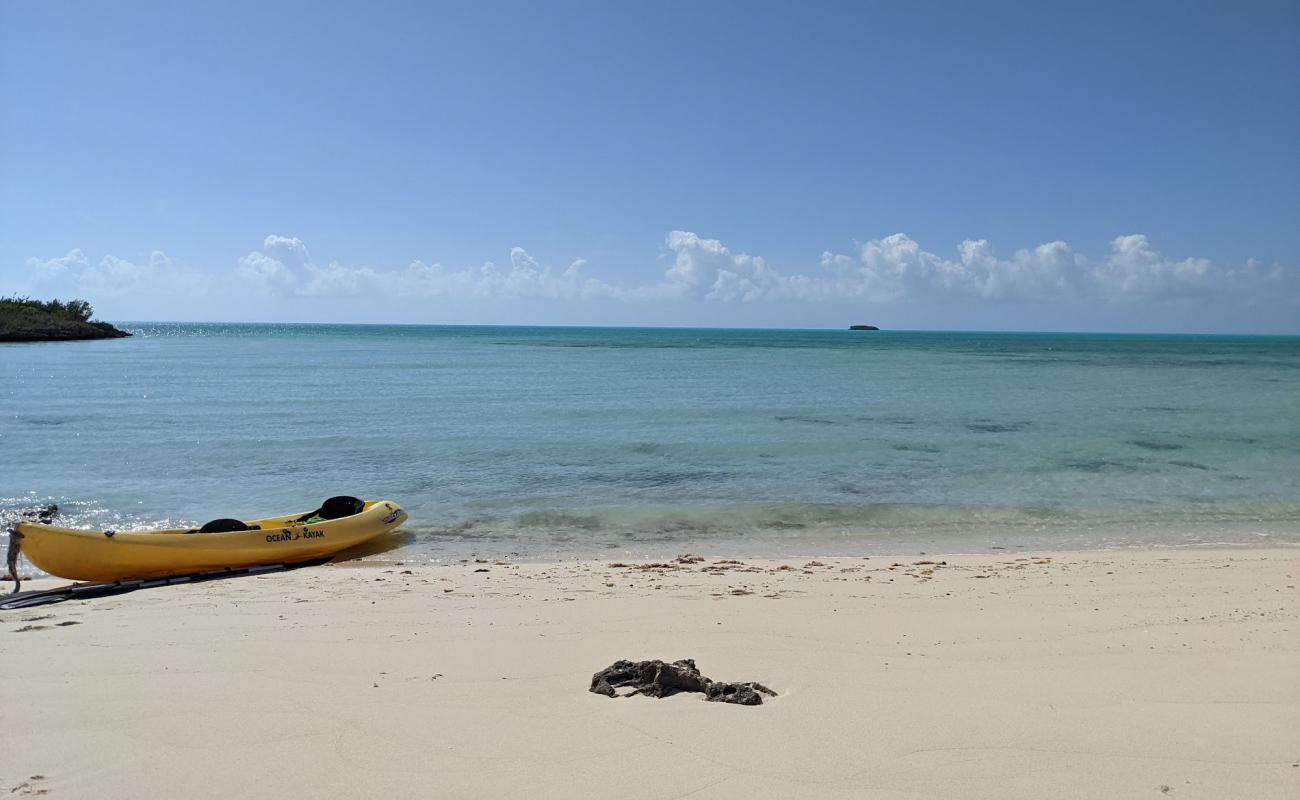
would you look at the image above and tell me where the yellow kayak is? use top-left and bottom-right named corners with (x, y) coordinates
top-left (13, 498), bottom-right (407, 583)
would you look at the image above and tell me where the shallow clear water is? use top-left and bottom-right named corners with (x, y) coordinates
top-left (3, 324), bottom-right (1298, 561)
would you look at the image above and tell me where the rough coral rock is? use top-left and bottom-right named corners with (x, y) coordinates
top-left (590, 659), bottom-right (777, 705)
top-left (704, 681), bottom-right (778, 706)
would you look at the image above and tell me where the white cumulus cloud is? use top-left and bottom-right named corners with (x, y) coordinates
top-left (661, 231), bottom-right (784, 302)
top-left (222, 238), bottom-right (629, 303)
top-left (18, 231), bottom-right (1297, 327)
top-left (21, 248), bottom-right (206, 301)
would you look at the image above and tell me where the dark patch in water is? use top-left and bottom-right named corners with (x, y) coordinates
top-left (1021, 506), bottom-right (1072, 520)
top-left (1137, 406), bottom-right (1183, 413)
top-left (1126, 439), bottom-right (1183, 451)
top-left (775, 415), bottom-right (840, 425)
top-left (1168, 460), bottom-right (1212, 471)
top-left (588, 469), bottom-right (725, 488)
top-left (852, 415), bottom-right (916, 426)
top-left (412, 519), bottom-right (514, 540)
top-left (768, 520), bottom-right (808, 530)
top-left (966, 421), bottom-right (1029, 433)
top-left (650, 519), bottom-right (724, 536)
top-left (892, 443), bottom-right (942, 454)
top-left (21, 416), bottom-right (70, 426)
top-left (514, 511), bottom-right (602, 530)
top-left (833, 483), bottom-right (873, 496)
top-left (628, 442), bottom-right (664, 455)
top-left (1063, 459), bottom-right (1142, 474)
top-left (1202, 435), bottom-right (1259, 446)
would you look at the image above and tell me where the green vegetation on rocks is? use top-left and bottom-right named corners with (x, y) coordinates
top-left (0, 296), bottom-right (131, 342)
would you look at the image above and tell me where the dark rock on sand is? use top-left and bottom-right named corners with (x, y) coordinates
top-left (590, 658), bottom-right (710, 698)
top-left (590, 658), bottom-right (777, 705)
top-left (704, 681), bottom-right (778, 705)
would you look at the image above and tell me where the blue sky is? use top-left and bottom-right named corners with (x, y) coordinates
top-left (3, 1), bottom-right (1298, 331)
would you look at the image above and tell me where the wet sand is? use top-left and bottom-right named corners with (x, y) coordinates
top-left (3, 548), bottom-right (1298, 799)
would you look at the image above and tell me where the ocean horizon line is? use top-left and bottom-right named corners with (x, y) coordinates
top-left (106, 320), bottom-right (1300, 338)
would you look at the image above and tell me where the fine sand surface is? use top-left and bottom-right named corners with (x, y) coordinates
top-left (3, 548), bottom-right (1298, 799)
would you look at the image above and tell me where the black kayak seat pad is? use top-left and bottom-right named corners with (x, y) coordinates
top-left (189, 519), bottom-right (261, 534)
top-left (296, 496), bottom-right (365, 522)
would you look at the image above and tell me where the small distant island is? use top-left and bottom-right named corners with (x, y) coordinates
top-left (848, 324), bottom-right (880, 331)
top-left (0, 296), bottom-right (132, 342)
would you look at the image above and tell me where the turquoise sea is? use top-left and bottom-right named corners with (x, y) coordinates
top-left (3, 324), bottom-right (1299, 562)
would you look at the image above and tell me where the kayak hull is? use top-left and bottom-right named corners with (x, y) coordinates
top-left (15, 500), bottom-right (408, 582)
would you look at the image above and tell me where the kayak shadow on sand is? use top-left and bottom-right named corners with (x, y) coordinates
top-left (327, 528), bottom-right (413, 561)
top-left (1, 528), bottom-right (413, 611)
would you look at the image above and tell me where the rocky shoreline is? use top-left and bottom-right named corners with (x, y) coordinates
top-left (0, 297), bottom-right (131, 342)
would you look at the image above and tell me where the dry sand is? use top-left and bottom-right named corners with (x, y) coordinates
top-left (3, 548), bottom-right (1298, 799)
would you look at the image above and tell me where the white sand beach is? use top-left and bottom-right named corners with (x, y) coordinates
top-left (4, 548), bottom-right (1298, 799)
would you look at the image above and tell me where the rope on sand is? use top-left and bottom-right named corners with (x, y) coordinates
top-left (6, 528), bottom-right (23, 594)
top-left (6, 505), bottom-right (56, 594)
